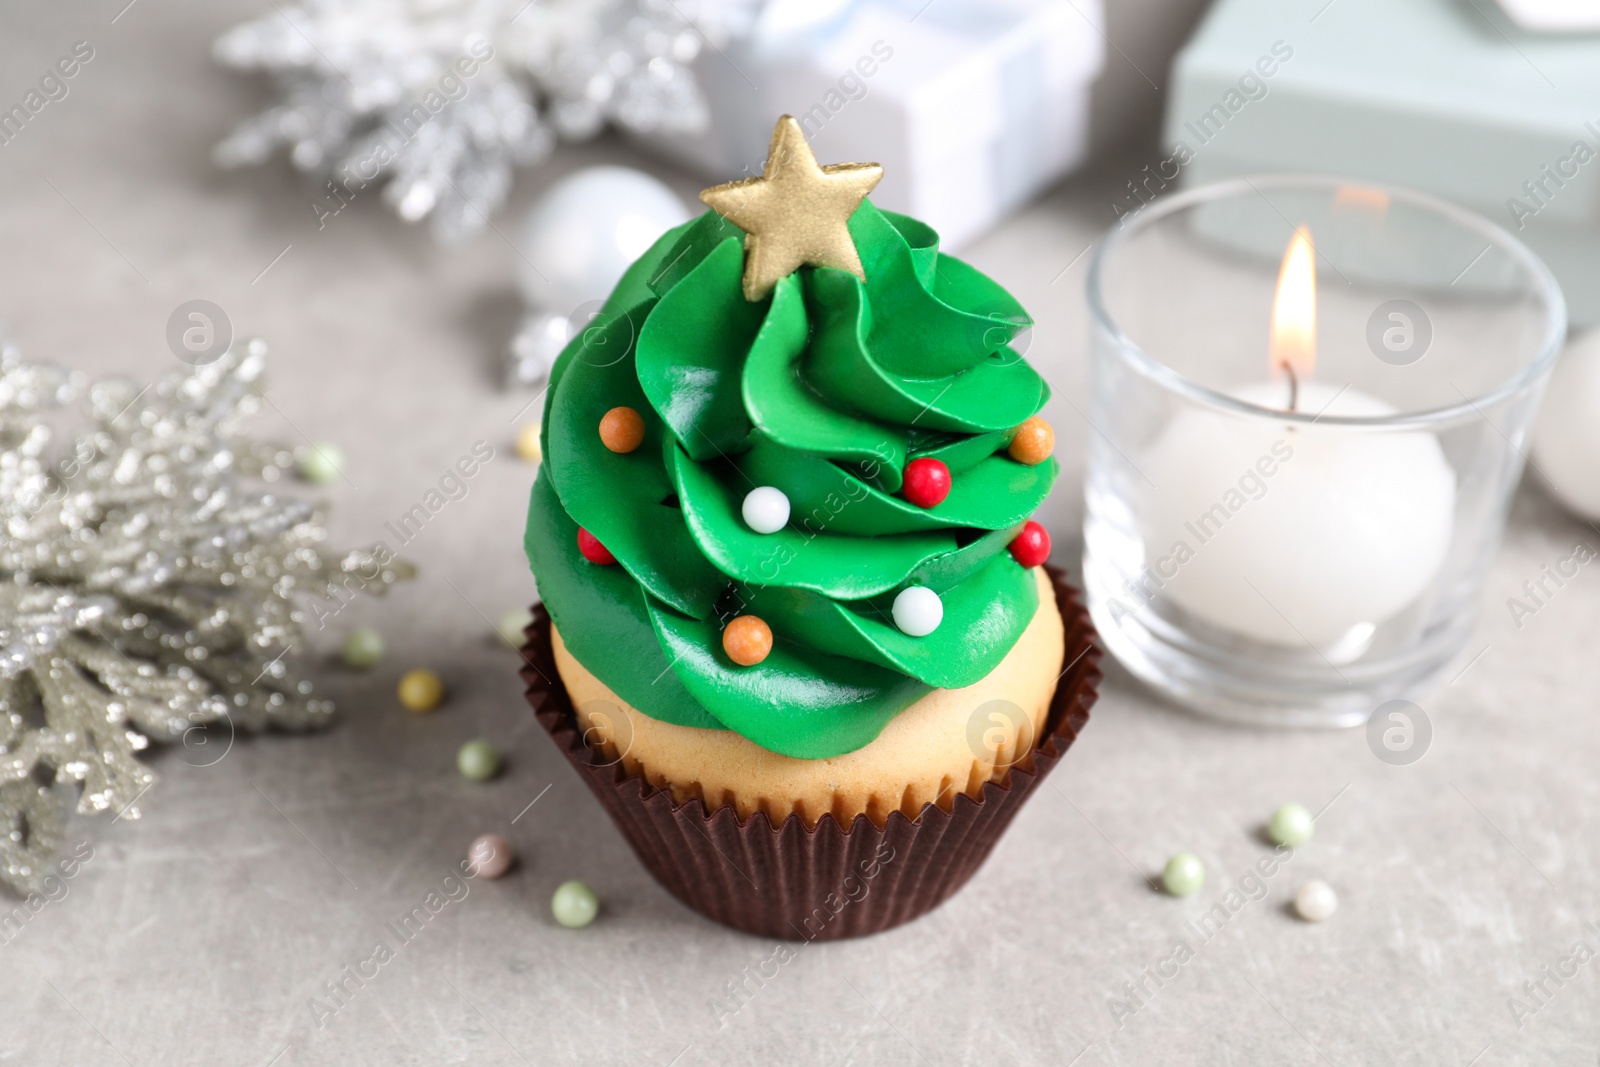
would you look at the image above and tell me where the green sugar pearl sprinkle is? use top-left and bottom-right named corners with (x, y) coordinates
top-left (1269, 802), bottom-right (1315, 846)
top-left (496, 608), bottom-right (534, 648)
top-left (552, 880), bottom-right (599, 928)
top-left (456, 740), bottom-right (501, 782)
top-left (298, 443), bottom-right (344, 484)
top-left (1162, 853), bottom-right (1205, 897)
top-left (341, 628), bottom-right (384, 669)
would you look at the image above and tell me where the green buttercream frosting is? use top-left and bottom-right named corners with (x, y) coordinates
top-left (524, 199), bottom-right (1056, 759)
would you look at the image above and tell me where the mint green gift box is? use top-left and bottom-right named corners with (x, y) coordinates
top-left (1159, 0), bottom-right (1600, 326)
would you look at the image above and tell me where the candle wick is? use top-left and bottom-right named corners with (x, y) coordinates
top-left (1284, 362), bottom-right (1300, 414)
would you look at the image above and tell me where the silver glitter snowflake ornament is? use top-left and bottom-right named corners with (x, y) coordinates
top-left (213, 0), bottom-right (727, 241)
top-left (0, 336), bottom-right (411, 894)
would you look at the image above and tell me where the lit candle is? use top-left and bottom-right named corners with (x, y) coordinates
top-left (1139, 228), bottom-right (1457, 653)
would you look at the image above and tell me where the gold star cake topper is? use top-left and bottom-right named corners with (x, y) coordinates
top-left (699, 115), bottom-right (884, 302)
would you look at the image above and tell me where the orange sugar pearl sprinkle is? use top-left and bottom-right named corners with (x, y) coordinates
top-left (722, 615), bottom-right (773, 667)
top-left (1008, 415), bottom-right (1055, 466)
top-left (598, 406), bottom-right (646, 454)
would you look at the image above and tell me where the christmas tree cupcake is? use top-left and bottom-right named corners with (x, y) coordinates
top-left (521, 117), bottom-right (1099, 939)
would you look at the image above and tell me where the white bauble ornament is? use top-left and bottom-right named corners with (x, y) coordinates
top-left (515, 166), bottom-right (690, 312)
top-left (892, 586), bottom-right (943, 637)
top-left (1532, 330), bottom-right (1600, 520)
top-left (741, 487), bottom-right (790, 534)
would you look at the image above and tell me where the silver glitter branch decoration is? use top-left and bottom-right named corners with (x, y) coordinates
top-left (213, 0), bottom-right (733, 241)
top-left (0, 336), bottom-right (412, 894)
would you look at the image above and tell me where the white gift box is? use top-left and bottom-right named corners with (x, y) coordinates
top-left (633, 0), bottom-right (1105, 249)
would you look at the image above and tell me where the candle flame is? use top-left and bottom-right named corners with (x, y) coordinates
top-left (1270, 226), bottom-right (1316, 384)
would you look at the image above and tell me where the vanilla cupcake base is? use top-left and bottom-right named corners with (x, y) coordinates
top-left (550, 567), bottom-right (1064, 829)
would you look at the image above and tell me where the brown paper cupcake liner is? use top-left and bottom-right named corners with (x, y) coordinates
top-left (520, 566), bottom-right (1101, 941)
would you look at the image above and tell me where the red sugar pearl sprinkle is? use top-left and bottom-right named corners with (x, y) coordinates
top-left (902, 457), bottom-right (951, 509)
top-left (577, 527), bottom-right (617, 564)
top-left (1008, 520), bottom-right (1051, 568)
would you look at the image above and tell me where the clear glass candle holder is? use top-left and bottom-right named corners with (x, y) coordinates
top-left (1083, 175), bottom-right (1566, 727)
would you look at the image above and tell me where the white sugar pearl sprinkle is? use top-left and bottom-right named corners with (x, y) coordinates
top-left (741, 486), bottom-right (790, 534)
top-left (1294, 880), bottom-right (1338, 922)
top-left (892, 586), bottom-right (943, 637)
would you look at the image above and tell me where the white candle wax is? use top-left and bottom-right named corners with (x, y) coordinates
top-left (1139, 381), bottom-right (1456, 649)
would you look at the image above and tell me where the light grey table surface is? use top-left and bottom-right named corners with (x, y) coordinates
top-left (2, 4), bottom-right (1598, 1066)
